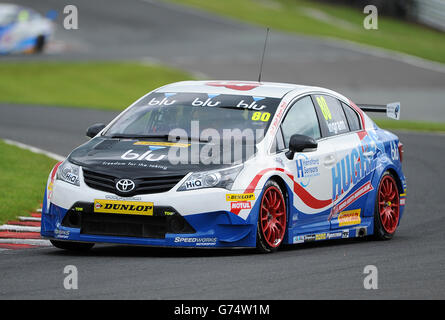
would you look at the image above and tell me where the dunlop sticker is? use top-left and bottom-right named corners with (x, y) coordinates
top-left (94, 200), bottom-right (153, 216)
top-left (226, 193), bottom-right (255, 202)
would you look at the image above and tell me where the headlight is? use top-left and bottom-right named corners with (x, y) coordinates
top-left (178, 165), bottom-right (243, 191)
top-left (56, 160), bottom-right (80, 186)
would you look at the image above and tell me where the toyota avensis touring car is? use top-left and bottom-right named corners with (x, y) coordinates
top-left (41, 81), bottom-right (406, 253)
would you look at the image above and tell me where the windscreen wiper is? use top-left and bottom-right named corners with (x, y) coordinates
top-left (109, 134), bottom-right (170, 139)
top-left (109, 134), bottom-right (209, 143)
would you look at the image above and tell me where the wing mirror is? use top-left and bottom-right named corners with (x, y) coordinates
top-left (285, 134), bottom-right (318, 160)
top-left (86, 123), bottom-right (106, 138)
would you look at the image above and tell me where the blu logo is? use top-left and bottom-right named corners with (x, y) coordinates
top-left (121, 149), bottom-right (165, 162)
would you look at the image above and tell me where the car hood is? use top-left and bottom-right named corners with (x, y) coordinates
top-left (68, 137), bottom-right (248, 177)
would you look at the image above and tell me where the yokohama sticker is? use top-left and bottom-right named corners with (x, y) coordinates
top-left (338, 209), bottom-right (361, 227)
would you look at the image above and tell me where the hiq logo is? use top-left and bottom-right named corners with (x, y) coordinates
top-left (148, 93), bottom-right (177, 106)
top-left (191, 94), bottom-right (221, 107)
top-left (185, 179), bottom-right (202, 190)
top-left (331, 135), bottom-right (377, 201)
top-left (236, 97), bottom-right (267, 110)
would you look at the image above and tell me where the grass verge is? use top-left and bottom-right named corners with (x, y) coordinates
top-left (0, 141), bottom-right (58, 225)
top-left (167, 0), bottom-right (445, 64)
top-left (0, 61), bottom-right (194, 110)
top-left (374, 119), bottom-right (445, 133)
top-left (0, 61), bottom-right (443, 132)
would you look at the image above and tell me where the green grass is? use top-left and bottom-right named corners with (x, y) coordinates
top-left (0, 61), bottom-right (443, 132)
top-left (0, 141), bottom-right (58, 225)
top-left (167, 0), bottom-right (445, 64)
top-left (374, 119), bottom-right (445, 133)
top-left (0, 61), bottom-right (194, 110)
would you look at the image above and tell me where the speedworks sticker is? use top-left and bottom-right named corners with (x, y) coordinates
top-left (338, 209), bottom-right (361, 226)
top-left (226, 193), bottom-right (255, 201)
top-left (94, 200), bottom-right (153, 216)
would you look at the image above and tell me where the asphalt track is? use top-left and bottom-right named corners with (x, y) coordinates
top-left (4, 0), bottom-right (445, 122)
top-left (0, 0), bottom-right (445, 299)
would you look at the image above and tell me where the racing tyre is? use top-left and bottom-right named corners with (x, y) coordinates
top-left (50, 240), bottom-right (94, 251)
top-left (374, 172), bottom-right (400, 240)
top-left (34, 36), bottom-right (45, 53)
top-left (256, 180), bottom-right (287, 253)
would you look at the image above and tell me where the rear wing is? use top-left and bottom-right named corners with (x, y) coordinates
top-left (356, 102), bottom-right (400, 120)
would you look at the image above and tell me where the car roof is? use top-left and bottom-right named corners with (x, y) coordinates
top-left (0, 3), bottom-right (20, 14)
top-left (155, 80), bottom-right (332, 99)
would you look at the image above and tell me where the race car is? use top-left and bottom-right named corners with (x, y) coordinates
top-left (41, 80), bottom-right (406, 253)
top-left (0, 3), bottom-right (54, 54)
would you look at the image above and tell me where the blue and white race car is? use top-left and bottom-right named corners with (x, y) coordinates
top-left (41, 81), bottom-right (406, 253)
top-left (0, 3), bottom-right (54, 54)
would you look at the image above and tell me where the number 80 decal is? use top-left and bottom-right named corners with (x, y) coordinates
top-left (252, 112), bottom-right (271, 122)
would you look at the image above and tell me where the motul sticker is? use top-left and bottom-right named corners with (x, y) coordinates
top-left (230, 201), bottom-right (252, 210)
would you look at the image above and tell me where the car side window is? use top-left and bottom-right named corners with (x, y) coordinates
top-left (281, 96), bottom-right (321, 148)
top-left (341, 102), bottom-right (362, 132)
top-left (312, 95), bottom-right (349, 137)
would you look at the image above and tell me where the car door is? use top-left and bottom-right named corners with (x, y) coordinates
top-left (278, 95), bottom-right (337, 235)
top-left (311, 95), bottom-right (372, 231)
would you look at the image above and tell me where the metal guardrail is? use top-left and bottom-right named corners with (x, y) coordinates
top-left (415, 0), bottom-right (445, 31)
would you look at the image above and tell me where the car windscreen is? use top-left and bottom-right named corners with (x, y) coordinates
top-left (104, 92), bottom-right (281, 143)
top-left (0, 11), bottom-right (17, 26)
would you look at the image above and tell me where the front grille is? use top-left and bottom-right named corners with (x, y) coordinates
top-left (83, 169), bottom-right (185, 196)
top-left (62, 202), bottom-right (196, 239)
top-left (81, 212), bottom-right (167, 239)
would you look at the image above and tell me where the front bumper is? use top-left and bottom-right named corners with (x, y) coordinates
top-left (42, 179), bottom-right (260, 248)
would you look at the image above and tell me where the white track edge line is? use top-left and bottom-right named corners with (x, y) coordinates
top-left (2, 139), bottom-right (65, 161)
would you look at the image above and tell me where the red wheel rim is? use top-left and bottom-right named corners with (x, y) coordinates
top-left (378, 175), bottom-right (400, 234)
top-left (260, 186), bottom-right (286, 248)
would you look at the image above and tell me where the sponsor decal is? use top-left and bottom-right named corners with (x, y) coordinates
top-left (331, 182), bottom-right (373, 216)
top-left (230, 201), bottom-right (252, 210)
top-left (121, 149), bottom-right (166, 162)
top-left (105, 195), bottom-right (142, 201)
top-left (315, 233), bottom-right (327, 241)
top-left (191, 94), bottom-right (221, 107)
top-left (342, 230), bottom-right (350, 238)
top-left (134, 141), bottom-right (190, 148)
top-left (400, 193), bottom-right (406, 206)
top-left (93, 200), bottom-right (153, 216)
top-left (164, 211), bottom-right (175, 216)
top-left (54, 229), bottom-right (70, 239)
top-left (293, 236), bottom-right (305, 244)
top-left (304, 234), bottom-right (316, 242)
top-left (147, 93), bottom-right (177, 106)
top-left (328, 232), bottom-right (342, 239)
top-left (295, 154), bottom-right (320, 187)
top-left (174, 237), bottom-right (217, 246)
top-left (331, 133), bottom-right (380, 202)
top-left (184, 179), bottom-right (203, 190)
top-left (235, 97), bottom-right (267, 111)
top-left (226, 193), bottom-right (255, 201)
top-left (338, 209), bottom-right (361, 227)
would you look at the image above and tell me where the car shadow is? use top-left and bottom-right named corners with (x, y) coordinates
top-left (43, 236), bottom-right (370, 258)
